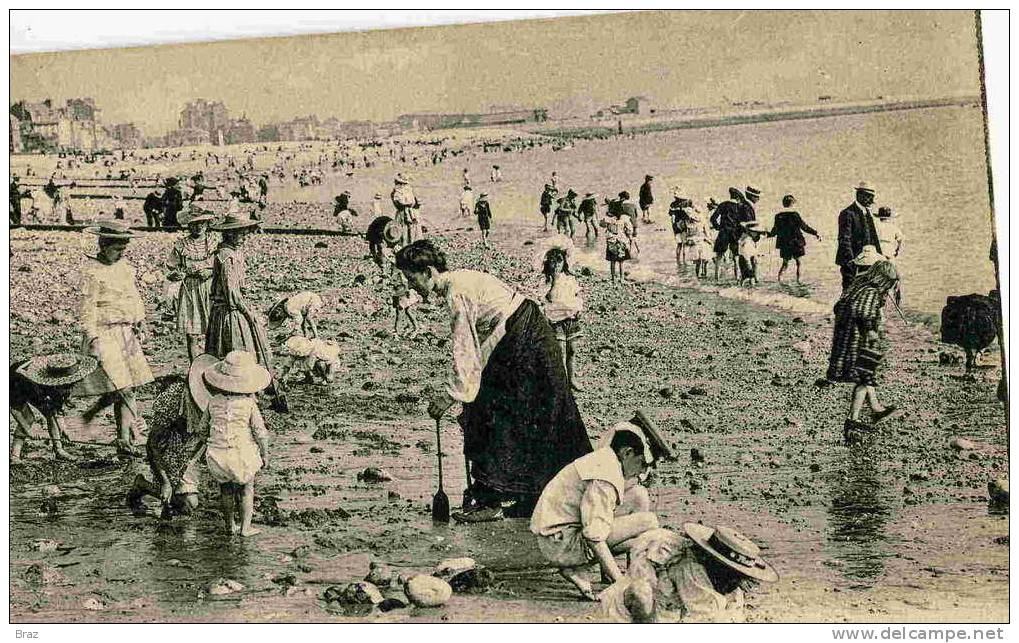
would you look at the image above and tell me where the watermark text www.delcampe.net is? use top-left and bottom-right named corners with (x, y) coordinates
top-left (833, 628), bottom-right (1005, 641)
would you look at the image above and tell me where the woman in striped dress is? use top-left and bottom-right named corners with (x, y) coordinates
top-left (166, 208), bottom-right (216, 361)
top-left (825, 247), bottom-right (900, 441)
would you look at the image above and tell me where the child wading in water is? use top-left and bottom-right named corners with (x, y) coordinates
top-left (601, 203), bottom-right (634, 286)
top-left (537, 237), bottom-right (585, 391)
top-left (194, 351), bottom-right (271, 536)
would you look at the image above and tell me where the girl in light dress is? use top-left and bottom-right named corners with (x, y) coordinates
top-left (537, 237), bottom-right (586, 391)
top-left (166, 207), bottom-right (217, 360)
top-left (75, 221), bottom-right (153, 457)
top-left (684, 209), bottom-right (715, 280)
top-left (194, 350), bottom-right (271, 537)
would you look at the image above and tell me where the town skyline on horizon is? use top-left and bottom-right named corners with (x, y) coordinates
top-left (11, 10), bottom-right (982, 137)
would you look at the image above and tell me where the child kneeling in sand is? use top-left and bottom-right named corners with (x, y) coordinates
top-left (193, 351), bottom-right (271, 537)
top-left (530, 411), bottom-right (675, 600)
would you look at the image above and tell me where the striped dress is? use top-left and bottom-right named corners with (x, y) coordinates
top-left (826, 262), bottom-right (898, 384)
top-left (167, 235), bottom-right (215, 336)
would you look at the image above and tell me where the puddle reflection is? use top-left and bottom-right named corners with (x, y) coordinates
top-left (826, 445), bottom-right (896, 581)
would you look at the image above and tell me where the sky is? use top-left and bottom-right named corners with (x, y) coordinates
top-left (9, 10), bottom-right (982, 136)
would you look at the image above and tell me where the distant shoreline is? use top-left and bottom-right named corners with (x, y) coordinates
top-left (531, 96), bottom-right (981, 139)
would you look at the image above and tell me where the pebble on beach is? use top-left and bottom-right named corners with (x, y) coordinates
top-left (405, 575), bottom-right (453, 607)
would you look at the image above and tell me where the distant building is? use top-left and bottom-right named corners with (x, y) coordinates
top-left (276, 116), bottom-right (320, 141)
top-left (625, 96), bottom-right (653, 115)
top-left (165, 127), bottom-right (211, 147)
top-left (12, 97), bottom-right (107, 151)
top-left (225, 116), bottom-right (256, 145)
top-left (106, 122), bottom-right (143, 149)
top-left (257, 124), bottom-right (279, 142)
top-left (179, 99), bottom-right (230, 145)
top-left (10, 114), bottom-right (23, 153)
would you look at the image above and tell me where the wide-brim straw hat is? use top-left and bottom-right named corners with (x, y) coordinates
top-left (180, 207), bottom-right (216, 226)
top-left (211, 212), bottom-right (261, 231)
top-left (201, 350), bottom-right (272, 395)
top-left (531, 234), bottom-right (576, 271)
top-left (84, 220), bottom-right (135, 239)
top-left (684, 523), bottom-right (778, 582)
top-left (728, 187), bottom-right (743, 200)
top-left (381, 220), bottom-right (403, 247)
top-left (629, 409), bottom-right (677, 463)
top-left (394, 173), bottom-right (411, 184)
top-left (605, 421), bottom-right (655, 464)
top-left (852, 245), bottom-right (886, 266)
top-left (17, 353), bottom-right (98, 387)
top-left (188, 354), bottom-right (219, 411)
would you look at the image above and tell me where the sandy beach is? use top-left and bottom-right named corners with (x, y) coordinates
top-left (8, 196), bottom-right (1007, 621)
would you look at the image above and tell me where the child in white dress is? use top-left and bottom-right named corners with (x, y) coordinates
top-left (536, 237), bottom-right (585, 391)
top-left (194, 351), bottom-right (271, 537)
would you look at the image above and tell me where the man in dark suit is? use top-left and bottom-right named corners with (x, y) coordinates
top-left (710, 187), bottom-right (746, 281)
top-left (836, 184), bottom-right (882, 288)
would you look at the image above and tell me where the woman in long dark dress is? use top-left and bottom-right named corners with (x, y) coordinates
top-left (825, 248), bottom-right (900, 442)
top-left (396, 240), bottom-right (592, 522)
top-left (204, 212), bottom-right (283, 408)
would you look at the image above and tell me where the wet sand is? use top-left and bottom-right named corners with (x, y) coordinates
top-left (8, 211), bottom-right (1007, 622)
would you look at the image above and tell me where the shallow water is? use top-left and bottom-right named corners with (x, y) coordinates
top-left (277, 104), bottom-right (996, 317)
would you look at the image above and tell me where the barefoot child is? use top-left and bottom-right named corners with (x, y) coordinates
top-left (685, 209), bottom-right (714, 279)
top-left (601, 205), bottom-right (634, 285)
top-left (10, 353), bottom-right (98, 461)
top-left (536, 237), bottom-right (585, 391)
top-left (194, 351), bottom-right (271, 536)
top-left (737, 222), bottom-right (767, 287)
top-left (530, 417), bottom-right (671, 600)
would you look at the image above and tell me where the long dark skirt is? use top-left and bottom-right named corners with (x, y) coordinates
top-left (205, 303), bottom-right (274, 370)
top-left (459, 299), bottom-right (592, 505)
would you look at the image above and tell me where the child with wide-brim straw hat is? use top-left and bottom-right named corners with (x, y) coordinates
top-left (11, 353), bottom-right (98, 461)
top-left (192, 351), bottom-right (271, 536)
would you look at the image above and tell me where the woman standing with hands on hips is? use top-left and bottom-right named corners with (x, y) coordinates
top-left (397, 239), bottom-right (592, 522)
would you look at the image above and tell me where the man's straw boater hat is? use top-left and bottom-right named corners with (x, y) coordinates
top-left (85, 220), bottom-right (135, 240)
top-left (211, 212), bottom-right (261, 231)
top-left (745, 186), bottom-right (761, 199)
top-left (17, 353), bottom-right (98, 387)
top-left (683, 523), bottom-right (779, 583)
top-left (192, 350), bottom-right (271, 400)
top-left (855, 182), bottom-right (876, 197)
top-left (605, 409), bottom-right (677, 464)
